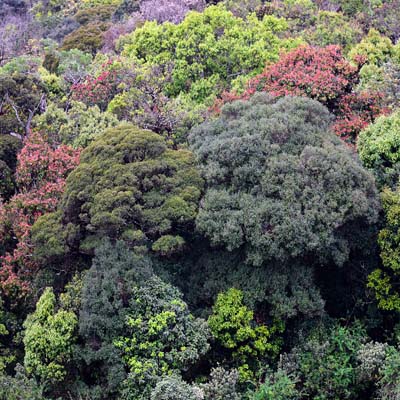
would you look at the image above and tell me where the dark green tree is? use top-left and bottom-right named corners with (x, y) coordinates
top-left (0, 135), bottom-right (21, 201)
top-left (76, 240), bottom-right (152, 399)
top-left (189, 94), bottom-right (380, 268)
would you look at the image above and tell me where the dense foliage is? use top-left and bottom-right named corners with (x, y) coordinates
top-left (1, 1), bottom-right (400, 399)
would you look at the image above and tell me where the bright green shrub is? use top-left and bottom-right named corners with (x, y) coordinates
top-left (116, 276), bottom-right (209, 398)
top-left (208, 288), bottom-right (283, 381)
top-left (358, 110), bottom-right (400, 189)
top-left (23, 287), bottom-right (77, 385)
top-left (120, 5), bottom-right (301, 102)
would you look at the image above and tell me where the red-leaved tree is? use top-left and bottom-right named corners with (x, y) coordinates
top-left (71, 59), bottom-right (125, 111)
top-left (216, 45), bottom-right (384, 143)
top-left (0, 132), bottom-right (80, 304)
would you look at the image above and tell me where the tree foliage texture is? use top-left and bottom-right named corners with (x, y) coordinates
top-left (120, 5), bottom-right (301, 102)
top-left (189, 94), bottom-right (380, 267)
top-left (116, 275), bottom-right (209, 399)
top-left (53, 123), bottom-right (202, 256)
top-left (23, 287), bottom-right (77, 386)
top-left (0, 133), bottom-right (80, 303)
top-left (217, 45), bottom-right (383, 143)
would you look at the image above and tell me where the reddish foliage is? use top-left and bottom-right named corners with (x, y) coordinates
top-left (0, 132), bottom-right (80, 303)
top-left (71, 59), bottom-right (122, 111)
top-left (216, 45), bottom-right (384, 143)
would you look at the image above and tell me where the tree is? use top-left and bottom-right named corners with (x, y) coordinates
top-left (0, 364), bottom-right (45, 400)
top-left (0, 135), bottom-right (21, 201)
top-left (377, 346), bottom-right (400, 400)
top-left (217, 45), bottom-right (383, 143)
top-left (0, 72), bottom-right (47, 136)
top-left (190, 94), bottom-right (380, 267)
top-left (358, 110), bottom-right (400, 189)
top-left (150, 375), bottom-right (200, 400)
top-left (120, 4), bottom-right (300, 102)
top-left (115, 275), bottom-right (210, 399)
top-left (50, 123), bottom-right (203, 257)
top-left (201, 367), bottom-right (240, 400)
top-left (303, 10), bottom-right (362, 51)
top-left (23, 287), bottom-right (77, 387)
top-left (0, 132), bottom-right (80, 303)
top-left (34, 100), bottom-right (118, 148)
top-left (62, 23), bottom-right (109, 56)
top-left (107, 63), bottom-right (208, 144)
top-left (277, 322), bottom-right (371, 400)
top-left (208, 288), bottom-right (283, 381)
top-left (368, 186), bottom-right (400, 311)
top-left (76, 240), bottom-right (153, 399)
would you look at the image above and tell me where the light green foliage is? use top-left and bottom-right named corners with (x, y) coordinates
top-left (304, 11), bottom-right (362, 51)
top-left (34, 100), bottom-right (118, 147)
top-left (368, 187), bottom-right (400, 311)
top-left (57, 49), bottom-right (93, 82)
top-left (0, 56), bottom-right (42, 75)
top-left (349, 29), bottom-right (394, 66)
top-left (116, 276), bottom-right (209, 398)
top-left (208, 288), bottom-right (283, 381)
top-left (81, 0), bottom-right (122, 7)
top-left (269, 0), bottom-right (317, 34)
top-left (60, 272), bottom-right (85, 314)
top-left (190, 94), bottom-right (380, 267)
top-left (23, 287), bottom-right (77, 384)
top-left (59, 124), bottom-right (203, 255)
top-left (121, 5), bottom-right (301, 102)
top-left (358, 110), bottom-right (400, 189)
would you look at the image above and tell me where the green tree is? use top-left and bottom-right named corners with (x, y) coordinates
top-left (62, 23), bottom-right (109, 55)
top-left (0, 72), bottom-right (46, 136)
top-left (120, 4), bottom-right (301, 102)
top-left (116, 275), bottom-right (210, 399)
top-left (189, 94), bottom-right (380, 267)
top-left (76, 240), bottom-right (153, 399)
top-left (54, 123), bottom-right (203, 256)
top-left (23, 287), bottom-right (77, 386)
top-left (208, 288), bottom-right (283, 381)
top-left (278, 322), bottom-right (369, 400)
top-left (34, 100), bottom-right (118, 148)
top-left (150, 375), bottom-right (200, 400)
top-left (358, 110), bottom-right (400, 189)
top-left (303, 11), bottom-right (362, 52)
top-left (0, 364), bottom-right (45, 400)
top-left (0, 135), bottom-right (21, 201)
top-left (368, 187), bottom-right (400, 311)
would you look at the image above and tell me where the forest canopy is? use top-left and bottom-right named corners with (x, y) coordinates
top-left (1, 1), bottom-right (400, 399)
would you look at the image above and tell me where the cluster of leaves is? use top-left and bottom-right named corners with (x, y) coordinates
top-left (216, 45), bottom-right (383, 143)
top-left (2, 1), bottom-right (400, 399)
top-left (120, 4), bottom-right (301, 102)
top-left (0, 133), bottom-right (80, 303)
